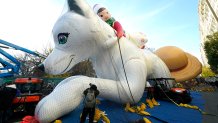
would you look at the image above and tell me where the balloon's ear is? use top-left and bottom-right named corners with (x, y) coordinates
top-left (67, 0), bottom-right (94, 18)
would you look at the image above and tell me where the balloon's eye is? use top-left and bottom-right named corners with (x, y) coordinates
top-left (58, 33), bottom-right (70, 44)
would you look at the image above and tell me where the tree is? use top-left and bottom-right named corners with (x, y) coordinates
top-left (14, 53), bottom-right (46, 77)
top-left (11, 45), bottom-right (52, 77)
top-left (41, 44), bottom-right (96, 77)
top-left (204, 32), bottom-right (218, 73)
top-left (13, 44), bottom-right (96, 78)
top-left (44, 60), bottom-right (96, 78)
top-left (201, 66), bottom-right (215, 78)
top-left (69, 60), bottom-right (96, 77)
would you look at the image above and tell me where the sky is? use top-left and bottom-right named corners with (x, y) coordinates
top-left (0, 0), bottom-right (201, 62)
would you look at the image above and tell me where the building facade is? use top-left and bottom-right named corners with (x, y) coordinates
top-left (198, 0), bottom-right (218, 66)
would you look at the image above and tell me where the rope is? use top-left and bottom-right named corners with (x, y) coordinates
top-left (117, 39), bottom-right (167, 122)
top-left (96, 30), bottom-right (168, 122)
top-left (104, 37), bottom-right (130, 123)
top-left (125, 103), bottom-right (168, 123)
top-left (117, 37), bottom-right (136, 104)
top-left (156, 80), bottom-right (218, 117)
top-left (91, 23), bottom-right (128, 121)
top-left (104, 37), bottom-right (122, 103)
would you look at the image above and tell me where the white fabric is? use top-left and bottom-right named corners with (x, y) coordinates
top-left (126, 32), bottom-right (148, 49)
top-left (93, 4), bottom-right (103, 14)
top-left (35, 0), bottom-right (172, 122)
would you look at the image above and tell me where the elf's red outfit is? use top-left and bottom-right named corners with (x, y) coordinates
top-left (113, 21), bottom-right (126, 38)
top-left (95, 6), bottom-right (125, 39)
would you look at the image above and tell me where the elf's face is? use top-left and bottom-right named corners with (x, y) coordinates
top-left (98, 9), bottom-right (111, 21)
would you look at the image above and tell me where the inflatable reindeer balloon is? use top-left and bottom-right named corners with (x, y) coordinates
top-left (35, 0), bottom-right (172, 122)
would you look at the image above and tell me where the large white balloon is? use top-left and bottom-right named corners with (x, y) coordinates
top-left (35, 0), bottom-right (172, 122)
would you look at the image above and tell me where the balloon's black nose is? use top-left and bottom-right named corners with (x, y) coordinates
top-left (38, 64), bottom-right (45, 72)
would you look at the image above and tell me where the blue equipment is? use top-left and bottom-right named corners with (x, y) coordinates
top-left (0, 39), bottom-right (46, 78)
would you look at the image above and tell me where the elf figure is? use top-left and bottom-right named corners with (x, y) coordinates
top-left (93, 4), bottom-right (149, 50)
top-left (93, 4), bottom-right (125, 39)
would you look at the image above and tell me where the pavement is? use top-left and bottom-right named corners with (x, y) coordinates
top-left (5, 89), bottom-right (218, 123)
top-left (201, 90), bottom-right (218, 123)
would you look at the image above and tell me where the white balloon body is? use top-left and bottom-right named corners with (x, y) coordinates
top-left (35, 0), bottom-right (172, 122)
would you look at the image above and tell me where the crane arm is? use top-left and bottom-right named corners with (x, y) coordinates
top-left (0, 39), bottom-right (46, 77)
top-left (0, 39), bottom-right (46, 58)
